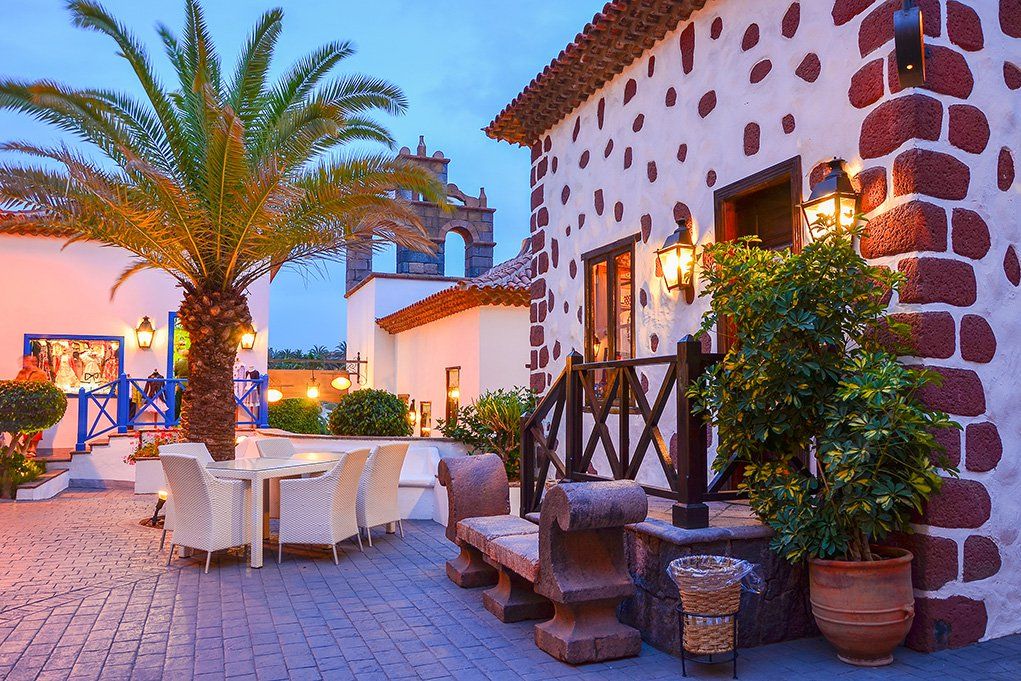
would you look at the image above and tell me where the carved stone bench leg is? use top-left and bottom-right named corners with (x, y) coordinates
top-left (482, 565), bottom-right (553, 623)
top-left (446, 544), bottom-right (497, 588)
top-left (534, 598), bottom-right (641, 665)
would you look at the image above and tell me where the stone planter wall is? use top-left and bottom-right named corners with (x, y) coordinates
top-left (620, 520), bottom-right (817, 653)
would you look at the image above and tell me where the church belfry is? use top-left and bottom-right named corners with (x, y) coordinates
top-left (345, 136), bottom-right (496, 292)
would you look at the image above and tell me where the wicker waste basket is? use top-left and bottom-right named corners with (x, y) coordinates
top-left (668, 555), bottom-right (763, 668)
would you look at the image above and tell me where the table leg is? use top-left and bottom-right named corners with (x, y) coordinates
top-left (250, 478), bottom-right (264, 568)
top-left (262, 479), bottom-right (271, 537)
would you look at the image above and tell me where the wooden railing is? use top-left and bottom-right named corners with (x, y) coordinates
top-left (519, 335), bottom-right (744, 529)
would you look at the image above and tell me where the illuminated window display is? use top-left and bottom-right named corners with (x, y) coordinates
top-left (24, 335), bottom-right (124, 394)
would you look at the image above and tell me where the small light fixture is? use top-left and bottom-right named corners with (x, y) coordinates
top-left (331, 375), bottom-right (351, 391)
top-left (408, 399), bottom-right (418, 425)
top-left (135, 316), bottom-right (155, 350)
top-left (267, 388), bottom-right (283, 403)
top-left (800, 158), bottom-right (861, 242)
top-left (894, 0), bottom-right (926, 88)
top-left (151, 489), bottom-right (168, 526)
top-left (657, 219), bottom-right (697, 292)
top-left (306, 372), bottom-right (320, 400)
top-left (447, 387), bottom-right (460, 400)
top-left (239, 322), bottom-right (257, 350)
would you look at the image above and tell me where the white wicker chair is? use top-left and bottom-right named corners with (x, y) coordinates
top-left (356, 442), bottom-right (410, 546)
top-left (255, 438), bottom-right (296, 459)
top-left (160, 453), bottom-right (250, 573)
top-left (157, 443), bottom-right (215, 551)
top-left (277, 448), bottom-right (370, 564)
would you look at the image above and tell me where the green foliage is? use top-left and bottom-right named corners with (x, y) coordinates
top-left (268, 343), bottom-right (346, 369)
top-left (0, 380), bottom-right (68, 434)
top-left (269, 398), bottom-right (325, 435)
top-left (439, 387), bottom-right (537, 481)
top-left (328, 389), bottom-right (411, 437)
top-left (689, 229), bottom-right (958, 563)
top-left (0, 380), bottom-right (66, 497)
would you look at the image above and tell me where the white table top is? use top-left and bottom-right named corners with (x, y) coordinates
top-left (206, 455), bottom-right (341, 480)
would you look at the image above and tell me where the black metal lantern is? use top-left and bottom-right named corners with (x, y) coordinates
top-left (657, 219), bottom-right (697, 292)
top-left (135, 316), bottom-right (155, 350)
top-left (894, 0), bottom-right (926, 88)
top-left (800, 159), bottom-right (861, 242)
top-left (239, 322), bottom-right (257, 350)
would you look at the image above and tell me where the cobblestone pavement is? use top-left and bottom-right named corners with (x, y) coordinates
top-left (0, 489), bottom-right (1018, 680)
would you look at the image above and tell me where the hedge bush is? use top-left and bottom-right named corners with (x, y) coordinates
top-left (0, 380), bottom-right (67, 497)
top-left (269, 398), bottom-right (325, 434)
top-left (328, 389), bottom-right (412, 437)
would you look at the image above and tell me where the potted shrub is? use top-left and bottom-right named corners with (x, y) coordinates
top-left (328, 389), bottom-right (412, 437)
top-left (689, 229), bottom-right (957, 666)
top-left (269, 397), bottom-right (326, 434)
top-left (128, 429), bottom-right (184, 494)
top-left (0, 380), bottom-right (67, 498)
top-left (439, 387), bottom-right (536, 513)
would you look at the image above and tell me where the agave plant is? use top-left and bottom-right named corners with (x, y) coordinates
top-left (0, 1), bottom-right (444, 459)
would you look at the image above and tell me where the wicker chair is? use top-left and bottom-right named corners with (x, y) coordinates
top-left (157, 443), bottom-right (215, 551)
top-left (356, 443), bottom-right (409, 546)
top-left (277, 448), bottom-right (370, 564)
top-left (160, 453), bottom-right (250, 573)
top-left (255, 438), bottom-right (296, 459)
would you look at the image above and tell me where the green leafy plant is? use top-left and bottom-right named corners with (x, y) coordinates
top-left (689, 229), bottom-right (958, 563)
top-left (0, 380), bottom-right (67, 497)
top-left (439, 387), bottom-right (537, 481)
top-left (328, 389), bottom-right (411, 437)
top-left (269, 398), bottom-right (325, 435)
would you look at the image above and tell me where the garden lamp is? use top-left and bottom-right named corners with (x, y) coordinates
top-left (306, 372), bottom-right (320, 399)
top-left (331, 375), bottom-right (351, 391)
top-left (447, 386), bottom-right (460, 400)
top-left (800, 158), bottom-right (860, 242)
top-left (656, 219), bottom-right (697, 292)
top-left (151, 489), bottom-right (168, 526)
top-left (894, 0), bottom-right (926, 88)
top-left (135, 316), bottom-right (155, 350)
top-left (239, 322), bottom-right (257, 350)
top-left (267, 388), bottom-right (283, 403)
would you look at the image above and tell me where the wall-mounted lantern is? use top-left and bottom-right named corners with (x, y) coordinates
top-left (447, 386), bottom-right (460, 401)
top-left (267, 388), bottom-right (283, 403)
top-left (135, 316), bottom-right (155, 350)
top-left (331, 375), bottom-right (352, 391)
top-left (657, 219), bottom-right (697, 293)
top-left (306, 372), bottom-right (320, 400)
top-left (408, 398), bottom-right (418, 425)
top-left (239, 322), bottom-right (257, 350)
top-left (894, 0), bottom-right (926, 88)
top-left (800, 158), bottom-right (861, 242)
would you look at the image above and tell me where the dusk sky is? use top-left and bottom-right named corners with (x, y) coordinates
top-left (0, 0), bottom-right (600, 350)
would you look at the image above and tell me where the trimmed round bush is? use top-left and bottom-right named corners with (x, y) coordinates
top-left (328, 389), bottom-right (412, 437)
top-left (0, 380), bottom-right (67, 434)
top-left (268, 398), bottom-right (325, 435)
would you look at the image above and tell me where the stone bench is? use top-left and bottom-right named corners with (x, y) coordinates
top-left (439, 453), bottom-right (648, 664)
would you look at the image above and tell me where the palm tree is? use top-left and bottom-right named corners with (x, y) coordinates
top-left (0, 1), bottom-right (443, 459)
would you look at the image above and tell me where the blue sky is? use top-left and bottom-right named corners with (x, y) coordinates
top-left (0, 0), bottom-right (600, 350)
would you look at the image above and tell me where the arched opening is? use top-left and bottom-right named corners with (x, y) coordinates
top-left (372, 242), bottom-right (397, 274)
top-left (443, 229), bottom-right (468, 278)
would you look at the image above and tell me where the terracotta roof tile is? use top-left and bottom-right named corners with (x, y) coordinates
top-left (377, 241), bottom-right (532, 334)
top-left (485, 0), bottom-right (706, 146)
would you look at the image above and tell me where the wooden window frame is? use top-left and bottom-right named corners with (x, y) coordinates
top-left (420, 401), bottom-right (432, 435)
top-left (581, 233), bottom-right (639, 365)
top-left (713, 157), bottom-right (803, 352)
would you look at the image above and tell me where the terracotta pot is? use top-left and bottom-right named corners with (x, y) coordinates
top-left (808, 546), bottom-right (915, 667)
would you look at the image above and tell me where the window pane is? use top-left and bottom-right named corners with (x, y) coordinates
top-left (590, 260), bottom-right (609, 361)
top-left (614, 252), bottom-right (632, 360)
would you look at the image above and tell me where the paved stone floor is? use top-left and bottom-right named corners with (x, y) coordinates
top-left (0, 489), bottom-right (1018, 680)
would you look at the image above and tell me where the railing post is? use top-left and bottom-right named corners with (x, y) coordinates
top-left (257, 374), bottom-right (270, 427)
top-left (564, 351), bottom-right (584, 481)
top-left (519, 412), bottom-right (533, 517)
top-left (75, 387), bottom-right (88, 451)
top-left (166, 379), bottom-right (178, 427)
top-left (672, 336), bottom-right (710, 529)
top-left (116, 374), bottom-right (130, 434)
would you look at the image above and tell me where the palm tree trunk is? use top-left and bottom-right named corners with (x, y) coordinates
top-left (178, 288), bottom-right (252, 461)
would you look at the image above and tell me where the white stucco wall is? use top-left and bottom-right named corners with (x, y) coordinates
top-left (392, 305), bottom-right (529, 432)
top-left (523, 0), bottom-right (1019, 644)
top-left (0, 235), bottom-right (269, 449)
top-left (344, 275), bottom-right (456, 391)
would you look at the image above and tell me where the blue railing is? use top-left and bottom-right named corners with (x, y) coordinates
top-left (75, 374), bottom-right (270, 451)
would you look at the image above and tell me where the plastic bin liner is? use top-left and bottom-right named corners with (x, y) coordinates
top-left (667, 555), bottom-right (764, 594)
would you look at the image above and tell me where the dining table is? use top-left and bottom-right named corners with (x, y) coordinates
top-left (205, 452), bottom-right (345, 568)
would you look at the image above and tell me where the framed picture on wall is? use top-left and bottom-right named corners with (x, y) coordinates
top-left (24, 334), bottom-right (124, 394)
